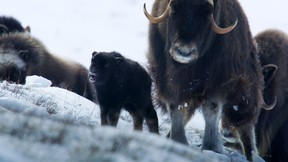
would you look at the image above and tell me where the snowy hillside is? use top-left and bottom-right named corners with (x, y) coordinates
top-left (0, 76), bottom-right (253, 162)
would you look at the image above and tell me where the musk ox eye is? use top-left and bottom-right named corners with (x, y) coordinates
top-left (89, 72), bottom-right (97, 83)
top-left (19, 50), bottom-right (29, 61)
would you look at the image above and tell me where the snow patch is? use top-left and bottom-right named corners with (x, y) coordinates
top-left (25, 75), bottom-right (52, 88)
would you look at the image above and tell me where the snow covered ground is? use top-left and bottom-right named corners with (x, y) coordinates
top-left (0, 76), bottom-right (256, 162)
top-left (0, 0), bottom-right (287, 161)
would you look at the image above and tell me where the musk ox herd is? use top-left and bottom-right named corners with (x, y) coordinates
top-left (0, 0), bottom-right (287, 161)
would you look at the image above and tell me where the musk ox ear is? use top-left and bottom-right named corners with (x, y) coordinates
top-left (19, 50), bottom-right (30, 62)
top-left (25, 26), bottom-right (31, 33)
top-left (109, 51), bottom-right (124, 60)
top-left (92, 51), bottom-right (98, 59)
top-left (262, 64), bottom-right (278, 87)
top-left (112, 52), bottom-right (124, 64)
top-left (115, 55), bottom-right (124, 60)
top-left (114, 55), bottom-right (124, 65)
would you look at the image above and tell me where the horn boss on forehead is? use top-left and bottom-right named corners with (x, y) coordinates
top-left (143, 0), bottom-right (237, 35)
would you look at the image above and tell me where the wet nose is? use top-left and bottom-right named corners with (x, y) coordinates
top-left (176, 46), bottom-right (198, 57)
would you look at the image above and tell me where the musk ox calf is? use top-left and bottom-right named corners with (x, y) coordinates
top-left (0, 32), bottom-right (94, 100)
top-left (89, 51), bottom-right (159, 133)
top-left (0, 16), bottom-right (30, 35)
top-left (144, 0), bottom-right (275, 160)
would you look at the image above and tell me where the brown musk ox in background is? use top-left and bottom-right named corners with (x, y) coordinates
top-left (89, 51), bottom-right (159, 133)
top-left (222, 29), bottom-right (288, 162)
top-left (144, 0), bottom-right (275, 160)
top-left (254, 29), bottom-right (288, 162)
top-left (0, 32), bottom-right (94, 101)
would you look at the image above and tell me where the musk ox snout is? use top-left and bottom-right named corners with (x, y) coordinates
top-left (0, 65), bottom-right (26, 84)
top-left (169, 42), bottom-right (199, 64)
top-left (89, 55), bottom-right (112, 84)
top-left (0, 53), bottom-right (27, 84)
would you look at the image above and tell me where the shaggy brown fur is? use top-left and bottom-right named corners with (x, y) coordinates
top-left (0, 32), bottom-right (94, 100)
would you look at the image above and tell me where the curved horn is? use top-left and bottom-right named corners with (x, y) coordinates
top-left (0, 24), bottom-right (9, 33)
top-left (210, 14), bottom-right (238, 34)
top-left (143, 0), bottom-right (172, 24)
top-left (262, 96), bottom-right (277, 110)
top-left (258, 89), bottom-right (276, 110)
top-left (263, 64), bottom-right (278, 72)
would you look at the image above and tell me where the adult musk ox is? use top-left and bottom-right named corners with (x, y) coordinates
top-left (144, 0), bottom-right (275, 160)
top-left (0, 16), bottom-right (30, 35)
top-left (89, 51), bottom-right (159, 133)
top-left (0, 32), bottom-right (94, 100)
top-left (254, 29), bottom-right (288, 162)
top-left (222, 29), bottom-right (288, 162)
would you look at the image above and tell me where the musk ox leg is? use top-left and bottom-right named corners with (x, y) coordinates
top-left (168, 104), bottom-right (189, 145)
top-left (130, 112), bottom-right (144, 131)
top-left (222, 130), bottom-right (243, 154)
top-left (128, 103), bottom-right (159, 133)
top-left (166, 103), bottom-right (195, 138)
top-left (143, 104), bottom-right (159, 133)
top-left (100, 106), bottom-right (109, 126)
top-left (107, 109), bottom-right (121, 127)
top-left (202, 101), bottom-right (224, 153)
top-left (221, 118), bottom-right (243, 153)
top-left (125, 105), bottom-right (144, 131)
top-left (237, 124), bottom-right (258, 161)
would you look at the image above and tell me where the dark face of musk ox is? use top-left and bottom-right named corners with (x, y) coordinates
top-left (0, 17), bottom-right (30, 83)
top-left (89, 51), bottom-right (123, 84)
top-left (0, 34), bottom-right (41, 84)
top-left (167, 1), bottom-right (214, 64)
top-left (0, 49), bottom-right (28, 84)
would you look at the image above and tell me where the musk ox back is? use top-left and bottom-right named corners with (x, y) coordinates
top-left (144, 0), bottom-right (275, 160)
top-left (255, 29), bottom-right (288, 162)
top-left (89, 51), bottom-right (159, 133)
top-left (0, 16), bottom-right (30, 35)
top-left (0, 32), bottom-right (93, 100)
